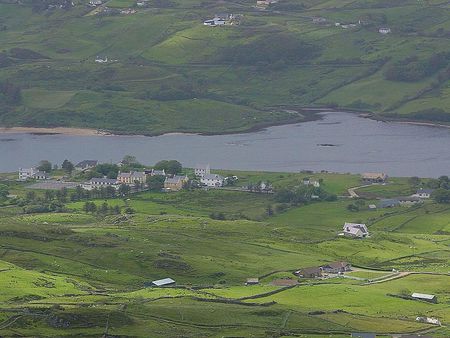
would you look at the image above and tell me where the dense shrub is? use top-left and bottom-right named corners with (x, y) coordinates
top-left (384, 52), bottom-right (450, 82)
top-left (219, 34), bottom-right (321, 65)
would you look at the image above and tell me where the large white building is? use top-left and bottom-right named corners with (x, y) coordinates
top-left (195, 164), bottom-right (210, 178)
top-left (82, 178), bottom-right (119, 190)
top-left (342, 222), bottom-right (369, 238)
top-left (201, 174), bottom-right (224, 187)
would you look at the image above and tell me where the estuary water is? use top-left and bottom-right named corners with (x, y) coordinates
top-left (1, 112), bottom-right (450, 177)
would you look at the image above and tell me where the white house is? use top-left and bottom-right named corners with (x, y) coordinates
top-left (201, 174), bottom-right (224, 187)
top-left (379, 27), bottom-right (391, 34)
top-left (412, 188), bottom-right (434, 199)
top-left (203, 17), bottom-right (226, 26)
top-left (89, 0), bottom-right (102, 6)
top-left (33, 171), bottom-right (50, 180)
top-left (342, 222), bottom-right (369, 238)
top-left (195, 164), bottom-right (210, 177)
top-left (75, 160), bottom-right (98, 171)
top-left (82, 178), bottom-right (119, 190)
top-left (18, 168), bottom-right (37, 181)
top-left (95, 56), bottom-right (108, 63)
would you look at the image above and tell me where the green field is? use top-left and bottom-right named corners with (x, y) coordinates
top-left (0, 171), bottom-right (449, 336)
top-left (1, 1), bottom-right (450, 135)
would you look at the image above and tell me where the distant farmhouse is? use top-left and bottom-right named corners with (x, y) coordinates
top-left (378, 198), bottom-right (400, 209)
top-left (203, 16), bottom-right (226, 27)
top-left (82, 178), bottom-right (119, 190)
top-left (412, 188), bottom-right (434, 199)
top-left (295, 261), bottom-right (352, 279)
top-left (342, 222), bottom-right (369, 238)
top-left (361, 172), bottom-right (388, 184)
top-left (201, 174), bottom-right (224, 188)
top-left (320, 261), bottom-right (351, 274)
top-left (18, 168), bottom-right (50, 181)
top-left (379, 27), bottom-right (391, 34)
top-left (397, 196), bottom-right (423, 206)
top-left (295, 266), bottom-right (322, 279)
top-left (75, 160), bottom-right (98, 171)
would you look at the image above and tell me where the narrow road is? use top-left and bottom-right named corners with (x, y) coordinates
top-left (347, 184), bottom-right (377, 198)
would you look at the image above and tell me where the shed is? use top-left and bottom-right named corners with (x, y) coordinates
top-left (411, 293), bottom-right (437, 303)
top-left (151, 278), bottom-right (176, 287)
top-left (245, 278), bottom-right (259, 285)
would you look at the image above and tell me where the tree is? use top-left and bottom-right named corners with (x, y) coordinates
top-left (118, 184), bottom-right (131, 196)
top-left (121, 155), bottom-right (139, 166)
top-left (154, 160), bottom-right (182, 175)
top-left (99, 202), bottom-right (109, 214)
top-left (37, 160), bottom-right (52, 173)
top-left (61, 159), bottom-right (74, 174)
top-left (0, 184), bottom-right (9, 199)
top-left (147, 175), bottom-right (165, 191)
top-left (26, 190), bottom-right (36, 202)
top-left (432, 188), bottom-right (450, 203)
top-left (266, 204), bottom-right (273, 216)
top-left (408, 176), bottom-right (420, 187)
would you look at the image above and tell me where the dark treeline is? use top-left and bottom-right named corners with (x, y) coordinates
top-left (384, 52), bottom-right (450, 82)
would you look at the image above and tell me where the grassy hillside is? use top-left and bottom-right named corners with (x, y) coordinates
top-left (1, 0), bottom-right (450, 134)
top-left (0, 170), bottom-right (449, 336)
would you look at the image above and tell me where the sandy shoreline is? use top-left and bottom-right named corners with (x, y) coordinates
top-left (0, 127), bottom-right (111, 136)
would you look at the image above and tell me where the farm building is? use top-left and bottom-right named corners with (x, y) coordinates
top-left (412, 188), bottom-right (434, 199)
top-left (200, 174), bottom-right (224, 187)
top-left (342, 222), bottom-right (369, 238)
top-left (82, 178), bottom-right (119, 190)
top-left (397, 196), bottom-right (423, 206)
top-left (245, 278), bottom-right (259, 285)
top-left (294, 267), bottom-right (322, 278)
top-left (151, 278), bottom-right (176, 287)
top-left (321, 261), bottom-right (351, 274)
top-left (378, 199), bottom-right (400, 209)
top-left (361, 172), bottom-right (388, 183)
top-left (411, 293), bottom-right (437, 303)
top-left (379, 27), bottom-right (391, 34)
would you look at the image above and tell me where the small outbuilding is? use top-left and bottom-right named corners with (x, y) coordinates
top-left (411, 292), bottom-right (437, 303)
top-left (294, 267), bottom-right (322, 278)
top-left (245, 278), bottom-right (259, 285)
top-left (151, 278), bottom-right (176, 287)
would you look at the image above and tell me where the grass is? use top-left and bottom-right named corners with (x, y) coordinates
top-left (0, 178), bottom-right (449, 334)
top-left (1, 1), bottom-right (450, 134)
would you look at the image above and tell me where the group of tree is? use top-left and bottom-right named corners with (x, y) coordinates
top-left (430, 176), bottom-right (450, 203)
top-left (275, 185), bottom-right (337, 205)
top-left (15, 189), bottom-right (66, 214)
top-left (0, 184), bottom-right (9, 200)
top-left (153, 160), bottom-right (182, 176)
top-left (83, 201), bottom-right (121, 215)
top-left (219, 33), bottom-right (321, 66)
top-left (384, 52), bottom-right (450, 82)
top-left (70, 185), bottom-right (131, 202)
top-left (0, 80), bottom-right (21, 105)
